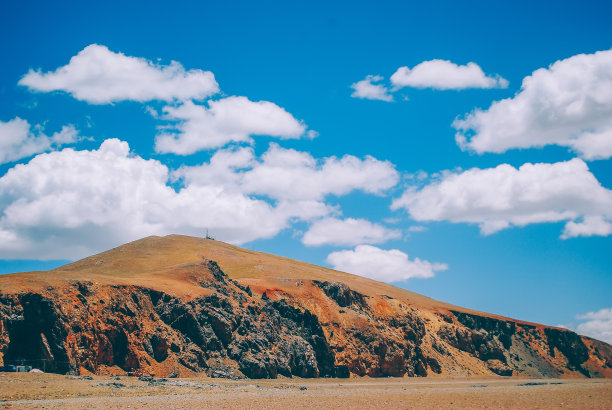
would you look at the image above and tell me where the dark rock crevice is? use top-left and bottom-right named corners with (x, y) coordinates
top-left (544, 328), bottom-right (590, 377)
top-left (3, 293), bottom-right (72, 373)
top-left (313, 281), bottom-right (368, 309)
top-left (450, 311), bottom-right (516, 349)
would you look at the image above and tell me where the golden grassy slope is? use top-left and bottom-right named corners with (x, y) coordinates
top-left (1, 234), bottom-right (539, 325)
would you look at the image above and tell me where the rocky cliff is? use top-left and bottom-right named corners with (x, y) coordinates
top-left (0, 235), bottom-right (610, 379)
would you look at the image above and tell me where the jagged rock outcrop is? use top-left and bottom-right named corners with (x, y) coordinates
top-left (0, 235), bottom-right (610, 379)
top-left (0, 261), bottom-right (343, 378)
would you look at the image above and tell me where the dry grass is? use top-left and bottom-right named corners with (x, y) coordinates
top-left (0, 235), bottom-right (545, 325)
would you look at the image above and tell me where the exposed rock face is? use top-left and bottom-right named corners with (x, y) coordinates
top-left (437, 311), bottom-right (514, 376)
top-left (0, 261), bottom-right (342, 378)
top-left (313, 281), bottom-right (368, 309)
top-left (1, 293), bottom-right (72, 374)
top-left (0, 235), bottom-right (610, 379)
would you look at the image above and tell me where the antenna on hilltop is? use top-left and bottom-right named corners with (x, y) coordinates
top-left (205, 229), bottom-right (214, 240)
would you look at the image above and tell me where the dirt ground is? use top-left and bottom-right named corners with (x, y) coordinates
top-left (1, 374), bottom-right (611, 409)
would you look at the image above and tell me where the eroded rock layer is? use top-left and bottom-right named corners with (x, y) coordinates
top-left (0, 235), bottom-right (610, 379)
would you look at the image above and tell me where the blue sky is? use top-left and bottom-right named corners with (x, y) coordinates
top-left (1, 1), bottom-right (611, 342)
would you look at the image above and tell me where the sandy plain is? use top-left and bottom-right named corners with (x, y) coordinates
top-left (1, 373), bottom-right (610, 409)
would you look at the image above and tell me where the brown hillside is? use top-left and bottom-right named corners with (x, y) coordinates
top-left (0, 234), bottom-right (610, 379)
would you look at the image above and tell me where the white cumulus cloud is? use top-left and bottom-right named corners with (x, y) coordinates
top-left (350, 75), bottom-right (393, 101)
top-left (575, 308), bottom-right (612, 344)
top-left (390, 59), bottom-right (508, 90)
top-left (391, 158), bottom-right (612, 238)
top-left (19, 44), bottom-right (219, 104)
top-left (562, 215), bottom-right (612, 239)
top-left (0, 140), bottom-right (331, 260)
top-left (327, 245), bottom-right (447, 282)
top-left (176, 143), bottom-right (399, 201)
top-left (302, 217), bottom-right (401, 246)
top-left (155, 97), bottom-right (308, 154)
top-left (454, 48), bottom-right (612, 160)
top-left (0, 117), bottom-right (79, 164)
top-left (0, 138), bottom-right (398, 260)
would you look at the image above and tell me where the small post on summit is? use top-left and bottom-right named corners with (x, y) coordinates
top-left (205, 229), bottom-right (214, 240)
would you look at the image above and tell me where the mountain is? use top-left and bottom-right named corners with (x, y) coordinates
top-left (0, 234), bottom-right (610, 378)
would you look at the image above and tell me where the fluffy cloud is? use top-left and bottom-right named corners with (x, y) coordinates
top-left (0, 140), bottom-right (330, 260)
top-left (19, 44), bottom-right (219, 104)
top-left (390, 59), bottom-right (508, 90)
top-left (391, 159), bottom-right (612, 238)
top-left (0, 117), bottom-right (78, 164)
top-left (301, 217), bottom-right (401, 246)
top-left (575, 308), bottom-right (612, 344)
top-left (454, 49), bottom-right (612, 159)
top-left (350, 75), bottom-right (393, 101)
top-left (176, 143), bottom-right (399, 201)
top-left (155, 97), bottom-right (309, 154)
top-left (563, 216), bottom-right (612, 239)
top-left (327, 245), bottom-right (447, 282)
top-left (0, 138), bottom-right (396, 260)
top-left (19, 44), bottom-right (314, 154)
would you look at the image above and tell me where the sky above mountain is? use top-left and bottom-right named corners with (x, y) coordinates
top-left (1, 0), bottom-right (611, 343)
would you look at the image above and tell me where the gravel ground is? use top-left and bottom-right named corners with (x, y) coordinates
top-left (1, 373), bottom-right (611, 409)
